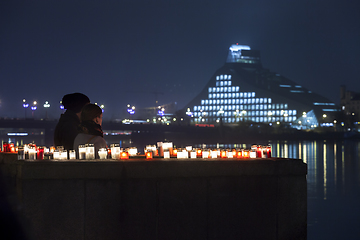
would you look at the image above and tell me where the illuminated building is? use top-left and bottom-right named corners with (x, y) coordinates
top-left (185, 44), bottom-right (339, 129)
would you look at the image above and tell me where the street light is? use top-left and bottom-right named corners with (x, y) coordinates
top-left (22, 99), bottom-right (29, 118)
top-left (43, 101), bottom-right (50, 119)
top-left (31, 101), bottom-right (37, 118)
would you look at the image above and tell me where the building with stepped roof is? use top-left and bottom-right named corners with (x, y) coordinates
top-left (185, 44), bottom-right (339, 129)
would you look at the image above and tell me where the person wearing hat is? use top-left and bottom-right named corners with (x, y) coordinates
top-left (54, 93), bottom-right (90, 150)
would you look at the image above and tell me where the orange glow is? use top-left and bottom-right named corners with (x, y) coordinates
top-left (236, 151), bottom-right (242, 158)
top-left (196, 149), bottom-right (202, 157)
top-left (120, 152), bottom-right (129, 159)
top-left (172, 149), bottom-right (178, 157)
top-left (146, 152), bottom-right (152, 159)
top-left (50, 146), bottom-right (55, 153)
top-left (243, 150), bottom-right (249, 158)
top-left (220, 151), bottom-right (227, 158)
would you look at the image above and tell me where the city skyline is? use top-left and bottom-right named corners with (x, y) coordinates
top-left (1, 0), bottom-right (359, 119)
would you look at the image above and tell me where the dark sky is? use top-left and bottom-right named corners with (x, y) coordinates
top-left (1, 0), bottom-right (359, 119)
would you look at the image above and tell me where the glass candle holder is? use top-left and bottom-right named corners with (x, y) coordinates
top-left (37, 147), bottom-right (44, 160)
top-left (78, 145), bottom-right (86, 159)
top-left (69, 150), bottom-right (76, 159)
top-left (60, 150), bottom-right (67, 160)
top-left (28, 148), bottom-right (37, 160)
top-left (163, 151), bottom-right (170, 159)
top-left (111, 144), bottom-right (120, 159)
top-left (17, 147), bottom-right (25, 160)
top-left (98, 148), bottom-right (107, 159)
top-left (86, 144), bottom-right (95, 160)
top-left (53, 150), bottom-right (60, 160)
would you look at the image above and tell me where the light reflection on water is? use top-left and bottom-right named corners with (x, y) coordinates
top-left (270, 140), bottom-right (360, 240)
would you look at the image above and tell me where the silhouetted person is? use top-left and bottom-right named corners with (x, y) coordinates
top-left (54, 93), bottom-right (90, 150)
top-left (73, 103), bottom-right (107, 158)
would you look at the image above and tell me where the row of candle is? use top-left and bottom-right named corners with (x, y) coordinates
top-left (8, 142), bottom-right (271, 160)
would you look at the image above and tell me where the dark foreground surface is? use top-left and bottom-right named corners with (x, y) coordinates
top-left (1, 153), bottom-right (306, 240)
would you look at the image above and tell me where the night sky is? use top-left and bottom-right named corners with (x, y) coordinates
top-left (1, 0), bottom-right (359, 120)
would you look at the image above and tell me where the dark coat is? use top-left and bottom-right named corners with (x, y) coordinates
top-left (54, 110), bottom-right (80, 150)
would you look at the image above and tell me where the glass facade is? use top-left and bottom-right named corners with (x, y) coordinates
top-left (192, 75), bottom-right (297, 124)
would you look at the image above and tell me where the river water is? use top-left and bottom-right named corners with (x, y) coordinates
top-left (270, 140), bottom-right (360, 240)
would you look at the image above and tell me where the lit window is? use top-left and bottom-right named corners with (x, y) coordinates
top-left (213, 87), bottom-right (216, 92)
top-left (213, 93), bottom-right (216, 98)
top-left (228, 75), bottom-right (232, 80)
top-left (244, 93), bottom-right (247, 98)
top-left (224, 105), bottom-right (228, 110)
top-left (256, 117), bottom-right (259, 122)
top-left (256, 98), bottom-right (259, 103)
top-left (209, 100), bottom-right (212, 104)
top-left (194, 106), bottom-right (197, 111)
top-left (228, 81), bottom-right (232, 86)
top-left (220, 81), bottom-right (223, 86)
top-left (289, 110), bottom-right (292, 115)
top-left (285, 104), bottom-right (288, 109)
top-left (205, 106), bottom-right (208, 110)
top-left (260, 111), bottom-right (263, 116)
top-left (268, 104), bottom-right (271, 109)
top-left (232, 93), bottom-right (235, 98)
top-left (220, 87), bottom-right (223, 92)
top-left (240, 92), bottom-right (243, 98)
top-left (232, 86), bottom-right (235, 92)
top-left (216, 87), bottom-right (220, 92)
top-left (280, 104), bottom-right (284, 109)
top-left (216, 76), bottom-right (219, 80)
top-left (224, 87), bottom-right (227, 92)
top-left (224, 93), bottom-right (228, 98)
top-left (232, 99), bottom-right (235, 104)
top-left (276, 104), bottom-right (279, 109)
top-left (201, 100), bottom-right (204, 105)
top-left (236, 86), bottom-right (239, 91)
top-left (208, 88), bottom-right (212, 93)
top-left (260, 105), bottom-right (263, 110)
top-left (220, 75), bottom-right (223, 80)
top-left (256, 111), bottom-right (259, 116)
top-left (216, 82), bottom-right (219, 86)
top-left (236, 93), bottom-right (239, 98)
top-left (240, 99), bottom-right (243, 104)
top-left (264, 105), bottom-right (267, 110)
top-left (209, 106), bottom-right (212, 110)
top-left (268, 98), bottom-right (272, 103)
top-left (251, 105), bottom-right (255, 110)
top-left (293, 110), bottom-right (297, 115)
top-left (208, 94), bottom-right (212, 98)
top-left (252, 99), bottom-right (255, 104)
top-left (248, 92), bottom-right (252, 97)
top-left (220, 93), bottom-right (224, 98)
top-left (224, 99), bottom-right (227, 104)
top-left (240, 105), bottom-right (243, 110)
top-left (260, 98), bottom-right (263, 103)
top-left (205, 100), bottom-right (208, 104)
top-left (264, 98), bottom-right (267, 103)
top-left (256, 105), bottom-right (259, 110)
top-left (216, 100), bottom-right (220, 104)
top-left (220, 99), bottom-right (224, 104)
top-left (216, 94), bottom-right (220, 98)
top-left (224, 81), bottom-right (228, 86)
top-left (252, 92), bottom-right (255, 97)
top-left (224, 75), bottom-right (228, 80)
top-left (244, 99), bottom-right (247, 104)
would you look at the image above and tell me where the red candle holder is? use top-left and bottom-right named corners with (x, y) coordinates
top-left (120, 152), bottom-right (129, 160)
top-left (146, 151), bottom-right (152, 159)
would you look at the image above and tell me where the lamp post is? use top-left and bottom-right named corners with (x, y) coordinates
top-left (43, 101), bottom-right (50, 119)
top-left (22, 99), bottom-right (29, 119)
top-left (31, 101), bottom-right (37, 118)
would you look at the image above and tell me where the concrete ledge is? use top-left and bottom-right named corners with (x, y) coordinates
top-left (1, 153), bottom-right (307, 240)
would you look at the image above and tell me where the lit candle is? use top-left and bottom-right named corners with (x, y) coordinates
top-left (78, 145), bottom-right (86, 159)
top-left (53, 150), bottom-right (60, 160)
top-left (60, 150), bottom-right (67, 160)
top-left (210, 150), bottom-right (217, 158)
top-left (190, 150), bottom-right (197, 158)
top-left (128, 147), bottom-right (137, 156)
top-left (98, 148), bottom-right (107, 159)
top-left (120, 151), bottom-right (129, 160)
top-left (111, 144), bottom-right (120, 159)
top-left (86, 144), bottom-right (95, 159)
top-left (202, 150), bottom-right (209, 158)
top-left (28, 148), bottom-right (37, 160)
top-left (146, 151), bottom-right (152, 159)
top-left (37, 147), bottom-right (44, 160)
top-left (164, 151), bottom-right (170, 158)
top-left (69, 150), bottom-right (76, 159)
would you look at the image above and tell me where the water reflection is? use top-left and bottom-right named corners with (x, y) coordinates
top-left (270, 140), bottom-right (360, 240)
